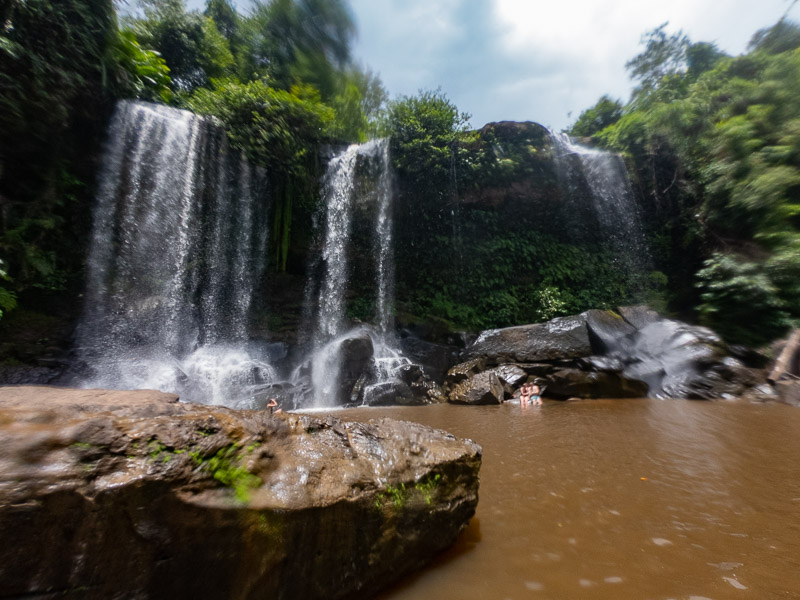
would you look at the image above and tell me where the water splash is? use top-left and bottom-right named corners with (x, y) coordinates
top-left (75, 101), bottom-right (272, 407)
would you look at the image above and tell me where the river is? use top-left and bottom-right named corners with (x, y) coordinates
top-left (335, 399), bottom-right (800, 599)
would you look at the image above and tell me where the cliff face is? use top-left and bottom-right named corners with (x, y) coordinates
top-left (0, 387), bottom-right (481, 599)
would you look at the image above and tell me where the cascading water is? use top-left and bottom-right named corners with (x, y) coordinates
top-left (75, 101), bottom-right (274, 407)
top-left (549, 131), bottom-right (650, 279)
top-left (298, 139), bottom-right (408, 407)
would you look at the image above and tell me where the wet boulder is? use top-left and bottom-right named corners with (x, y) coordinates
top-left (582, 309), bottom-right (636, 353)
top-left (448, 371), bottom-right (505, 405)
top-left (463, 316), bottom-right (592, 365)
top-left (0, 386), bottom-right (481, 600)
top-left (491, 364), bottom-right (528, 387)
top-left (363, 379), bottom-right (418, 406)
top-left (490, 364), bottom-right (528, 398)
top-left (392, 363), bottom-right (446, 404)
top-left (445, 358), bottom-right (488, 386)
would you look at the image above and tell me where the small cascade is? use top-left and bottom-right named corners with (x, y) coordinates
top-left (299, 139), bottom-right (408, 407)
top-left (75, 101), bottom-right (273, 407)
top-left (549, 131), bottom-right (650, 279)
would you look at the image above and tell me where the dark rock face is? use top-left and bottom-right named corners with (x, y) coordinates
top-left (545, 368), bottom-right (649, 399)
top-left (338, 331), bottom-right (376, 403)
top-left (397, 333), bottom-right (461, 383)
top-left (363, 379), bottom-right (416, 406)
top-left (0, 387), bottom-right (481, 600)
top-left (464, 316), bottom-right (592, 364)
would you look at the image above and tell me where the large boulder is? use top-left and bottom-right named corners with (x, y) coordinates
top-left (621, 319), bottom-right (748, 399)
top-left (448, 371), bottom-right (505, 405)
top-left (445, 358), bottom-right (487, 386)
top-left (463, 316), bottom-right (592, 364)
top-left (0, 387), bottom-right (481, 600)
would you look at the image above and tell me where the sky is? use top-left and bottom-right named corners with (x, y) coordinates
top-left (186, 0), bottom-right (800, 130)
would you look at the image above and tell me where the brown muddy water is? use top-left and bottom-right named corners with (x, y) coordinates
top-left (336, 399), bottom-right (800, 600)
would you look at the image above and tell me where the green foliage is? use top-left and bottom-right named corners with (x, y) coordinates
top-left (0, 0), bottom-right (115, 144)
top-left (0, 258), bottom-right (17, 320)
top-left (107, 29), bottom-right (173, 102)
top-left (204, 0), bottom-right (239, 43)
top-left (129, 0), bottom-right (234, 92)
top-left (696, 253), bottom-right (790, 345)
top-left (241, 0), bottom-right (355, 100)
top-left (384, 89), bottom-right (471, 183)
top-left (1, 0), bottom-right (116, 302)
top-left (188, 79), bottom-right (334, 172)
top-left (569, 95), bottom-right (623, 138)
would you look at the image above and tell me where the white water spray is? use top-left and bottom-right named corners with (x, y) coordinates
top-left (76, 101), bottom-right (273, 407)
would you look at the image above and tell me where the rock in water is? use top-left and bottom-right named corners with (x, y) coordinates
top-left (0, 387), bottom-right (481, 600)
top-left (448, 371), bottom-right (505, 405)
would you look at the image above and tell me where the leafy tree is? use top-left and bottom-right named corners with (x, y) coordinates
top-left (383, 89), bottom-right (470, 183)
top-left (188, 79), bottom-right (334, 172)
top-left (569, 95), bottom-right (623, 138)
top-left (129, 0), bottom-right (234, 92)
top-left (626, 23), bottom-right (690, 102)
top-left (240, 0), bottom-right (355, 99)
top-left (106, 29), bottom-right (173, 102)
top-left (749, 17), bottom-right (800, 54)
top-left (205, 0), bottom-right (239, 43)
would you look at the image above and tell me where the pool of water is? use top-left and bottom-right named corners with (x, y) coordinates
top-left (335, 399), bottom-right (800, 599)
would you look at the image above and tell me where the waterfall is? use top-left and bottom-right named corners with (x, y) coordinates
top-left (374, 139), bottom-right (395, 336)
top-left (75, 101), bottom-right (273, 407)
top-left (549, 131), bottom-right (650, 280)
top-left (299, 139), bottom-right (407, 407)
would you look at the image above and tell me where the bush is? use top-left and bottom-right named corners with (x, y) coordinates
top-left (696, 253), bottom-right (790, 346)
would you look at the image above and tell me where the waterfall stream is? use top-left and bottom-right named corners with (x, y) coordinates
top-left (300, 139), bottom-right (408, 407)
top-left (75, 101), bottom-right (274, 407)
top-left (549, 131), bottom-right (650, 280)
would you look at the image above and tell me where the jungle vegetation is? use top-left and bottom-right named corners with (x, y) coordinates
top-left (570, 18), bottom-right (800, 345)
top-left (1, 0), bottom-right (797, 349)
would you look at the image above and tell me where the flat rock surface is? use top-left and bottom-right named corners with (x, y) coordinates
top-left (0, 386), bottom-right (481, 600)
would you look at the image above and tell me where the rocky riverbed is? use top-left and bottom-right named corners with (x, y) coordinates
top-left (0, 387), bottom-right (481, 599)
